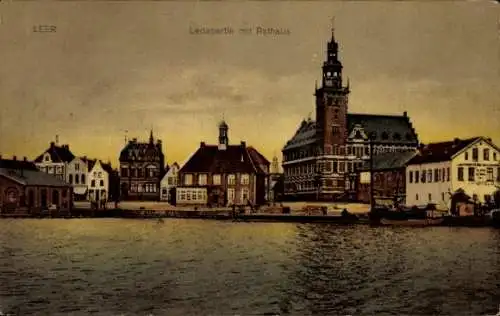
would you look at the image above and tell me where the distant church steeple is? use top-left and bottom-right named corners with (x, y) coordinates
top-left (149, 129), bottom-right (154, 144)
top-left (218, 118), bottom-right (229, 150)
top-left (271, 154), bottom-right (280, 174)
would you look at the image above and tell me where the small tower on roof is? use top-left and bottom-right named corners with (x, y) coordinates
top-left (218, 118), bottom-right (229, 150)
top-left (149, 128), bottom-right (154, 144)
top-left (271, 154), bottom-right (280, 174)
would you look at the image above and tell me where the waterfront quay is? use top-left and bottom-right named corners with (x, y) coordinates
top-left (2, 201), bottom-right (497, 227)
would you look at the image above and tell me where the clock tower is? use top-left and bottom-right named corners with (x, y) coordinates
top-left (315, 22), bottom-right (350, 156)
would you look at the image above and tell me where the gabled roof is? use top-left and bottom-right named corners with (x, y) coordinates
top-left (0, 159), bottom-right (70, 187)
top-left (360, 150), bottom-right (418, 171)
top-left (180, 143), bottom-right (268, 175)
top-left (407, 137), bottom-right (481, 165)
top-left (347, 113), bottom-right (419, 144)
top-left (247, 147), bottom-right (270, 173)
top-left (119, 139), bottom-right (163, 162)
top-left (34, 143), bottom-right (75, 163)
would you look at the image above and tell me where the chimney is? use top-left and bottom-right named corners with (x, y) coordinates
top-left (13, 155), bottom-right (17, 161)
top-left (0, 155), bottom-right (2, 160)
top-left (200, 141), bottom-right (206, 147)
top-left (453, 138), bottom-right (460, 146)
top-left (50, 141), bottom-right (55, 148)
top-left (23, 157), bottom-right (27, 161)
top-left (241, 141), bottom-right (246, 148)
top-left (487, 137), bottom-right (492, 142)
top-left (132, 138), bottom-right (137, 143)
top-left (403, 111), bottom-right (407, 118)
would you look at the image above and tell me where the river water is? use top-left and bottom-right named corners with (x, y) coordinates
top-left (1, 219), bottom-right (499, 315)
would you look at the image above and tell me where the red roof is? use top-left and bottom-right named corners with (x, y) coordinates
top-left (407, 137), bottom-right (481, 165)
top-left (180, 143), bottom-right (269, 174)
top-left (34, 142), bottom-right (74, 163)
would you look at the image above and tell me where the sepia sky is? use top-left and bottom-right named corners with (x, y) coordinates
top-left (0, 1), bottom-right (499, 167)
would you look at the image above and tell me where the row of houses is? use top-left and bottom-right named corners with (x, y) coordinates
top-left (357, 136), bottom-right (500, 210)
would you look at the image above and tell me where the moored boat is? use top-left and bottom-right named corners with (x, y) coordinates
top-left (380, 217), bottom-right (444, 226)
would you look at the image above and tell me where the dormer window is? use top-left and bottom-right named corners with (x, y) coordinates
top-left (326, 71), bottom-right (332, 77)
top-left (381, 132), bottom-right (389, 140)
top-left (393, 133), bottom-right (401, 141)
top-left (405, 133), bottom-right (413, 141)
top-left (44, 154), bottom-right (50, 162)
top-left (369, 132), bottom-right (377, 140)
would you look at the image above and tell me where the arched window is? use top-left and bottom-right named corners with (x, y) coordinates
top-left (81, 174), bottom-right (86, 184)
top-left (69, 174), bottom-right (73, 184)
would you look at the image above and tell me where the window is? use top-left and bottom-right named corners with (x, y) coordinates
top-left (497, 167), bottom-right (500, 181)
top-left (213, 174), bottom-right (221, 185)
top-left (409, 171), bottom-right (413, 183)
top-left (428, 193), bottom-right (432, 201)
top-left (483, 149), bottom-right (490, 161)
top-left (121, 168), bottom-right (128, 177)
top-left (100, 180), bottom-right (104, 186)
top-left (199, 174), bottom-right (207, 185)
top-left (332, 161), bottom-right (338, 173)
top-left (332, 125), bottom-right (340, 136)
top-left (241, 174), bottom-right (250, 185)
top-left (487, 168), bottom-right (493, 181)
top-left (494, 152), bottom-right (497, 161)
top-left (241, 188), bottom-right (249, 202)
top-left (75, 175), bottom-right (80, 184)
top-left (162, 188), bottom-right (167, 195)
top-left (427, 169), bottom-right (432, 183)
top-left (228, 174), bottom-right (236, 185)
top-left (197, 190), bottom-right (203, 201)
top-left (447, 167), bottom-right (450, 181)
top-left (434, 169), bottom-right (439, 182)
top-left (184, 174), bottom-right (193, 185)
top-left (91, 180), bottom-right (95, 187)
top-left (421, 170), bottom-right (426, 183)
top-left (465, 152), bottom-right (469, 161)
top-left (415, 170), bottom-right (420, 183)
top-left (381, 132), bottom-right (389, 140)
top-left (45, 155), bottom-right (50, 162)
top-left (168, 178), bottom-right (173, 185)
top-left (81, 174), bottom-right (86, 184)
top-left (393, 133), bottom-right (401, 141)
top-left (75, 163), bottom-right (80, 171)
top-left (442, 192), bottom-right (445, 201)
top-left (468, 167), bottom-right (475, 182)
top-left (472, 148), bottom-right (478, 161)
top-left (442, 168), bottom-right (446, 182)
top-left (69, 174), bottom-right (73, 184)
top-left (98, 172), bottom-right (102, 177)
top-left (416, 194), bottom-right (419, 201)
top-left (227, 188), bottom-right (235, 202)
top-left (457, 167), bottom-right (464, 181)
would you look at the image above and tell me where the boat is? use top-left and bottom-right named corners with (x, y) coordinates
top-left (380, 217), bottom-right (444, 226)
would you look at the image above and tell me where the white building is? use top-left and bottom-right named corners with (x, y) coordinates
top-left (34, 141), bottom-right (75, 181)
top-left (88, 160), bottom-right (113, 202)
top-left (160, 162), bottom-right (179, 201)
top-left (406, 137), bottom-right (500, 210)
top-left (66, 156), bottom-right (90, 199)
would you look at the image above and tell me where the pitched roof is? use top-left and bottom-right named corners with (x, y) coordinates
top-left (283, 119), bottom-right (317, 150)
top-left (0, 159), bottom-right (38, 170)
top-left (347, 113), bottom-right (419, 144)
top-left (360, 150), bottom-right (418, 171)
top-left (34, 143), bottom-right (75, 163)
top-left (0, 161), bottom-right (70, 187)
top-left (247, 147), bottom-right (270, 173)
top-left (180, 143), bottom-right (268, 174)
top-left (119, 139), bottom-right (163, 162)
top-left (407, 137), bottom-right (481, 165)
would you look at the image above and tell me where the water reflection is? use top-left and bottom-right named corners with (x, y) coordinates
top-left (1, 220), bottom-right (500, 315)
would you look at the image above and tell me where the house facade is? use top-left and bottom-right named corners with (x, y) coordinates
top-left (356, 151), bottom-right (417, 205)
top-left (34, 141), bottom-right (75, 181)
top-left (0, 157), bottom-right (73, 214)
top-left (66, 156), bottom-right (89, 200)
top-left (119, 130), bottom-right (165, 201)
top-left (406, 137), bottom-right (500, 210)
top-left (176, 121), bottom-right (270, 207)
top-left (88, 160), bottom-right (114, 203)
top-left (282, 23), bottom-right (419, 202)
top-left (160, 162), bottom-right (179, 203)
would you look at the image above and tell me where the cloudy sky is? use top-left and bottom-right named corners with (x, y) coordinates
top-left (0, 1), bottom-right (499, 166)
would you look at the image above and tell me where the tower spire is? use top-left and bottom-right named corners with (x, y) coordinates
top-left (149, 128), bottom-right (154, 144)
top-left (330, 16), bottom-right (335, 40)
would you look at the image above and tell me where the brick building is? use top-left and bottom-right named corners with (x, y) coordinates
top-left (0, 156), bottom-right (73, 215)
top-left (176, 120), bottom-right (269, 207)
top-left (118, 130), bottom-right (165, 201)
top-left (356, 151), bottom-right (417, 206)
top-left (282, 22), bottom-right (419, 201)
